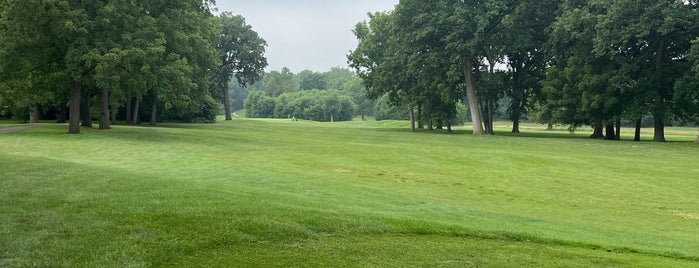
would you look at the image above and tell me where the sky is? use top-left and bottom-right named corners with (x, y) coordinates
top-left (214, 0), bottom-right (399, 73)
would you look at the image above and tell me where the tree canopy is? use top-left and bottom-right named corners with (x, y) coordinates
top-left (0, 1), bottom-right (266, 131)
top-left (348, 0), bottom-right (699, 141)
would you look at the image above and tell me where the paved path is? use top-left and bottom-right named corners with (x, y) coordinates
top-left (0, 125), bottom-right (38, 134)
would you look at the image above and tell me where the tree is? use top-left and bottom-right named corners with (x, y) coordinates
top-left (214, 12), bottom-right (267, 121)
top-left (343, 77), bottom-right (375, 120)
top-left (593, 0), bottom-right (697, 142)
top-left (145, 0), bottom-right (218, 125)
top-left (297, 70), bottom-right (327, 90)
top-left (324, 67), bottom-right (356, 90)
top-left (1, 0), bottom-right (221, 131)
top-left (87, 1), bottom-right (166, 130)
top-left (245, 89), bottom-right (356, 122)
top-left (544, 1), bottom-right (627, 139)
top-left (349, 11), bottom-right (421, 131)
top-left (244, 90), bottom-right (275, 118)
top-left (0, 0), bottom-right (98, 133)
top-left (262, 67), bottom-right (298, 97)
top-left (674, 38), bottom-right (699, 143)
top-left (502, 0), bottom-right (560, 133)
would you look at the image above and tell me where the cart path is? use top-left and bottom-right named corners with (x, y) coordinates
top-left (0, 125), bottom-right (38, 134)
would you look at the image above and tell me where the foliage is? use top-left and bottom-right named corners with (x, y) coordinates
top-left (242, 67), bottom-right (373, 120)
top-left (213, 12), bottom-right (267, 121)
top-left (373, 94), bottom-right (409, 121)
top-left (261, 67), bottom-right (299, 97)
top-left (243, 90), bottom-right (276, 118)
top-left (247, 89), bottom-right (356, 122)
top-left (0, 0), bottom-right (226, 129)
top-left (674, 38), bottom-right (699, 126)
top-left (542, 0), bottom-right (698, 141)
top-left (347, 0), bottom-right (697, 141)
top-left (297, 70), bottom-right (328, 90)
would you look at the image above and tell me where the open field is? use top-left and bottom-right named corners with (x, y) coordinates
top-left (1, 119), bottom-right (698, 267)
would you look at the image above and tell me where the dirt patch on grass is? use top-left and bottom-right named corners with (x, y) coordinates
top-left (0, 125), bottom-right (37, 134)
top-left (671, 210), bottom-right (699, 220)
top-left (334, 168), bottom-right (353, 173)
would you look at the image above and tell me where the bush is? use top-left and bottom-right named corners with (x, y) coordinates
top-left (245, 89), bottom-right (357, 122)
top-left (374, 94), bottom-right (408, 121)
top-left (244, 90), bottom-right (276, 118)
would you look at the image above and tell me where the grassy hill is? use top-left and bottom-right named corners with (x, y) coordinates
top-left (1, 119), bottom-right (698, 267)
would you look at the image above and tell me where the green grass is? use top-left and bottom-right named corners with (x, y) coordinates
top-left (1, 119), bottom-right (698, 267)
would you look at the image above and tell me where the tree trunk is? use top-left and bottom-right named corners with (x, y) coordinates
top-left (223, 79), bottom-right (232, 121)
top-left (591, 117), bottom-right (604, 138)
top-left (56, 106), bottom-right (67, 124)
top-left (126, 97), bottom-right (132, 125)
top-left (481, 103), bottom-right (491, 134)
top-left (605, 123), bottom-right (616, 140)
top-left (547, 122), bottom-right (554, 131)
top-left (510, 63), bottom-right (523, 134)
top-left (99, 79), bottom-right (111, 130)
top-left (428, 119), bottom-right (433, 131)
top-left (487, 100), bottom-right (494, 135)
top-left (81, 95), bottom-right (92, 127)
top-left (634, 118), bottom-right (642, 142)
top-left (485, 57), bottom-right (496, 135)
top-left (447, 120), bottom-right (452, 133)
top-left (150, 96), bottom-right (158, 126)
top-left (133, 98), bottom-right (140, 125)
top-left (653, 117), bottom-right (666, 142)
top-left (512, 118), bottom-right (521, 134)
top-left (68, 82), bottom-right (81, 134)
top-left (510, 95), bottom-right (521, 133)
top-left (464, 60), bottom-right (484, 135)
top-left (653, 39), bottom-right (666, 142)
top-left (330, 114), bottom-right (334, 123)
top-left (417, 103), bottom-right (424, 129)
top-left (409, 105), bottom-right (415, 132)
top-left (29, 104), bottom-right (39, 123)
top-left (615, 119), bottom-right (621, 141)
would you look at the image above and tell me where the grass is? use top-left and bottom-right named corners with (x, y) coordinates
top-left (1, 119), bottom-right (698, 267)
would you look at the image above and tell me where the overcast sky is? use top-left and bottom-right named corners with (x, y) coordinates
top-left (214, 0), bottom-right (398, 73)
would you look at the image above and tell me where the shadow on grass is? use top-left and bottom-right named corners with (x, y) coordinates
top-left (366, 125), bottom-right (698, 144)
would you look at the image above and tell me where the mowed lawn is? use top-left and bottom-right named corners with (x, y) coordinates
top-left (1, 119), bottom-right (698, 267)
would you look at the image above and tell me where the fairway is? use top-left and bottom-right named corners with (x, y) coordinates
top-left (1, 119), bottom-right (698, 267)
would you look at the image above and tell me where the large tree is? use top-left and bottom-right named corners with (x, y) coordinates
top-left (88, 1), bottom-right (166, 130)
top-left (349, 11), bottom-right (422, 131)
top-left (593, 0), bottom-right (697, 142)
top-left (502, 0), bottom-right (560, 133)
top-left (0, 0), bottom-right (95, 133)
top-left (674, 38), bottom-right (699, 143)
top-left (1, 0), bottom-right (220, 131)
top-left (214, 12), bottom-right (267, 121)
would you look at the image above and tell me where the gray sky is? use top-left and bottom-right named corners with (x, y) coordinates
top-left (214, 0), bottom-right (398, 73)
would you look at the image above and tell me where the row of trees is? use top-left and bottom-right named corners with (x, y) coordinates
top-left (242, 66), bottom-right (472, 127)
top-left (245, 89), bottom-right (357, 122)
top-left (349, 0), bottom-right (699, 141)
top-left (239, 67), bottom-right (376, 121)
top-left (0, 1), bottom-right (267, 133)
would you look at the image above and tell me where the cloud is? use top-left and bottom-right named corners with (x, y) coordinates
top-left (214, 0), bottom-right (397, 73)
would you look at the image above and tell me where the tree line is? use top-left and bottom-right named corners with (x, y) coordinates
top-left (0, 1), bottom-right (267, 133)
top-left (241, 67), bottom-right (374, 122)
top-left (348, 0), bottom-right (699, 142)
top-left (241, 66), bottom-right (472, 126)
